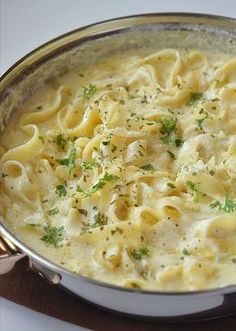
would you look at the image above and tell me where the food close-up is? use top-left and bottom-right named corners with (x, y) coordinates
top-left (1, 47), bottom-right (236, 291)
top-left (1, 4), bottom-right (236, 329)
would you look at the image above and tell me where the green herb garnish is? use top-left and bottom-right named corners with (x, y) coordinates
top-left (111, 227), bottom-right (123, 235)
top-left (197, 116), bottom-right (208, 130)
top-left (197, 109), bottom-right (208, 130)
top-left (91, 212), bottom-right (108, 228)
top-left (41, 225), bottom-right (65, 248)
top-left (186, 181), bottom-right (205, 203)
top-left (183, 248), bottom-right (190, 256)
top-left (156, 116), bottom-right (176, 136)
top-left (39, 136), bottom-right (44, 144)
top-left (89, 172), bottom-right (119, 194)
top-left (76, 186), bottom-right (88, 196)
top-left (77, 172), bottom-right (119, 197)
top-left (161, 136), bottom-right (184, 146)
top-left (188, 92), bottom-right (205, 106)
top-left (82, 84), bottom-right (97, 100)
top-left (160, 135), bottom-right (172, 144)
top-left (140, 164), bottom-right (155, 171)
top-left (101, 141), bottom-right (109, 146)
top-left (82, 160), bottom-right (98, 170)
top-left (167, 182), bottom-right (176, 189)
top-left (55, 185), bottom-right (67, 197)
top-left (48, 207), bottom-right (59, 215)
top-left (55, 134), bottom-right (68, 150)
top-left (175, 138), bottom-right (184, 147)
top-left (78, 208), bottom-right (87, 216)
top-left (131, 246), bottom-right (149, 261)
top-left (167, 151), bottom-right (175, 159)
top-left (210, 196), bottom-right (236, 213)
top-left (27, 223), bottom-right (41, 228)
top-left (155, 116), bottom-right (183, 147)
top-left (56, 143), bottom-right (76, 174)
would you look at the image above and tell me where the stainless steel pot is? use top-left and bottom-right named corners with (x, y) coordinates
top-left (1, 13), bottom-right (236, 321)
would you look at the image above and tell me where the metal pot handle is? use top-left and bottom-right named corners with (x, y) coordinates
top-left (0, 232), bottom-right (61, 284)
top-left (0, 234), bottom-right (25, 274)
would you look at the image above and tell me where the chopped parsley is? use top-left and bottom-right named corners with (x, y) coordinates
top-left (188, 92), bottom-right (205, 106)
top-left (160, 135), bottom-right (172, 145)
top-left (82, 84), bottom-right (97, 100)
top-left (89, 172), bottom-right (119, 194)
top-left (27, 223), bottom-right (41, 228)
top-left (41, 225), bottom-right (65, 248)
top-left (82, 160), bottom-right (98, 170)
top-left (101, 141), bottom-right (110, 146)
top-left (55, 185), bottom-right (67, 197)
top-left (156, 116), bottom-right (176, 136)
top-left (76, 186), bottom-right (88, 196)
top-left (48, 207), bottom-right (59, 215)
top-left (210, 196), bottom-right (236, 213)
top-left (131, 246), bottom-right (149, 261)
top-left (167, 182), bottom-right (176, 189)
top-left (140, 164), bottom-right (155, 171)
top-left (186, 181), bottom-right (205, 203)
top-left (39, 136), bottom-right (44, 144)
top-left (175, 138), bottom-right (184, 147)
top-left (167, 150), bottom-right (175, 159)
top-left (155, 115), bottom-right (183, 146)
top-left (111, 227), bottom-right (123, 235)
top-left (55, 134), bottom-right (68, 150)
top-left (197, 116), bottom-right (207, 130)
top-left (91, 212), bottom-right (108, 228)
top-left (197, 117), bottom-right (205, 129)
top-left (182, 248), bottom-right (190, 256)
top-left (78, 208), bottom-right (87, 216)
top-left (56, 143), bottom-right (76, 174)
top-left (77, 172), bottom-right (119, 197)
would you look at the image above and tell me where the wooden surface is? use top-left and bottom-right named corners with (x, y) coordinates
top-left (1, 257), bottom-right (236, 331)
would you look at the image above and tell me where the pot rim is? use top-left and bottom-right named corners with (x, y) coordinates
top-left (1, 12), bottom-right (236, 297)
top-left (1, 12), bottom-right (236, 80)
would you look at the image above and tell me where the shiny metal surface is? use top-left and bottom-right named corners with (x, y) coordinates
top-left (0, 230), bottom-right (25, 274)
top-left (0, 13), bottom-right (236, 320)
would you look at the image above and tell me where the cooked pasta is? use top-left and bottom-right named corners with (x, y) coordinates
top-left (1, 48), bottom-right (236, 291)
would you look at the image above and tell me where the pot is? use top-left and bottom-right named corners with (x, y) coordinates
top-left (1, 13), bottom-right (236, 321)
